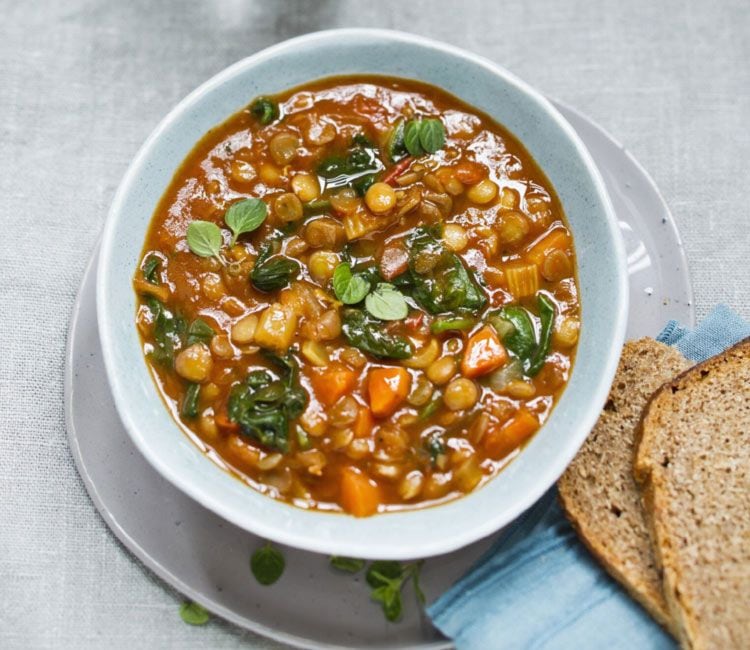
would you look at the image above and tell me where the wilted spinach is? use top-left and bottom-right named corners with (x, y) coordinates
top-left (341, 310), bottom-right (413, 360)
top-left (146, 298), bottom-right (186, 367)
top-left (250, 244), bottom-right (300, 292)
top-left (317, 134), bottom-right (383, 195)
top-left (227, 353), bottom-right (307, 453)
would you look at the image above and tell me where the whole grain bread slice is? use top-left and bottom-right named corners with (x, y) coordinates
top-left (634, 336), bottom-right (750, 650)
top-left (559, 338), bottom-right (689, 634)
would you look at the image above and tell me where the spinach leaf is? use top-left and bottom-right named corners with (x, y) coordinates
top-left (385, 119), bottom-right (407, 162)
top-left (316, 136), bottom-right (383, 193)
top-left (186, 318), bottom-right (214, 346)
top-left (186, 220), bottom-right (223, 259)
top-left (330, 556), bottom-right (366, 573)
top-left (341, 310), bottom-right (412, 360)
top-left (251, 543), bottom-right (285, 585)
top-left (250, 97), bottom-right (279, 125)
top-left (142, 254), bottom-right (161, 284)
top-left (251, 245), bottom-right (300, 292)
top-left (180, 383), bottom-right (201, 419)
top-left (527, 294), bottom-right (555, 376)
top-left (147, 298), bottom-right (186, 367)
top-left (333, 263), bottom-right (370, 304)
top-left (227, 353), bottom-right (307, 452)
top-left (365, 283), bottom-right (408, 321)
top-left (490, 307), bottom-right (536, 360)
top-left (405, 227), bottom-right (486, 314)
top-left (179, 601), bottom-right (210, 625)
top-left (224, 198), bottom-right (267, 245)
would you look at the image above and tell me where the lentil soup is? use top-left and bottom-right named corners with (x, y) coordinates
top-left (134, 76), bottom-right (580, 516)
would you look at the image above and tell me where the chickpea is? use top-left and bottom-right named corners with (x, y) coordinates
top-left (308, 250), bottom-right (339, 283)
top-left (444, 377), bottom-right (479, 411)
top-left (199, 413), bottom-right (219, 442)
top-left (407, 374), bottom-right (434, 406)
top-left (175, 343), bottom-right (213, 383)
top-left (284, 235), bottom-right (308, 257)
top-left (504, 379), bottom-right (536, 399)
top-left (210, 334), bottom-right (234, 359)
top-left (269, 132), bottom-right (299, 166)
top-left (541, 249), bottom-right (573, 282)
top-left (258, 162), bottom-right (282, 185)
top-left (365, 182), bottom-right (397, 214)
top-left (330, 187), bottom-right (360, 215)
top-left (273, 192), bottom-right (303, 223)
top-left (499, 186), bottom-right (519, 209)
top-left (553, 316), bottom-right (580, 348)
top-left (398, 470), bottom-right (425, 500)
top-left (304, 119), bottom-right (336, 146)
top-left (442, 224), bottom-right (468, 252)
top-left (304, 218), bottom-right (345, 249)
top-left (466, 179), bottom-right (498, 204)
top-left (201, 272), bottom-right (226, 300)
top-left (340, 346), bottom-right (367, 369)
top-left (230, 160), bottom-right (256, 184)
top-left (203, 382), bottom-right (220, 401)
top-left (497, 211), bottom-right (531, 246)
top-left (231, 313), bottom-right (258, 345)
top-left (426, 356), bottom-right (458, 385)
top-left (403, 338), bottom-right (440, 369)
top-left (291, 173), bottom-right (320, 202)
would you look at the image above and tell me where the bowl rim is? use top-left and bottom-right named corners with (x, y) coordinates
top-left (97, 27), bottom-right (628, 558)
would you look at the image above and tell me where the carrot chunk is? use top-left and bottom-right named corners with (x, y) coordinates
top-left (340, 467), bottom-right (381, 517)
top-left (310, 364), bottom-right (357, 406)
top-left (483, 408), bottom-right (539, 460)
top-left (353, 406), bottom-right (375, 438)
top-left (215, 409), bottom-right (240, 434)
top-left (526, 228), bottom-right (571, 266)
top-left (368, 367), bottom-right (411, 417)
top-left (461, 325), bottom-right (508, 378)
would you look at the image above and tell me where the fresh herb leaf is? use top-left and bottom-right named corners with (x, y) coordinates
top-left (180, 383), bottom-right (201, 419)
top-left (228, 353), bottom-right (307, 452)
top-left (186, 318), bottom-right (214, 346)
top-left (412, 561), bottom-right (426, 605)
top-left (366, 561), bottom-right (403, 587)
top-left (418, 118), bottom-right (446, 154)
top-left (142, 254), bottom-right (161, 284)
top-left (385, 119), bottom-right (407, 162)
top-left (179, 601), bottom-right (210, 625)
top-left (527, 294), bottom-right (555, 376)
top-left (365, 283), bottom-right (408, 321)
top-left (333, 263), bottom-right (371, 304)
top-left (341, 310), bottom-right (412, 360)
top-left (224, 198), bottom-right (267, 245)
top-left (403, 120), bottom-right (424, 157)
top-left (372, 584), bottom-right (402, 622)
top-left (186, 220), bottom-right (223, 259)
top-left (251, 543), bottom-right (285, 585)
top-left (251, 251), bottom-right (300, 292)
top-left (430, 316), bottom-right (475, 334)
top-left (365, 561), bottom-right (425, 623)
top-left (330, 556), bottom-right (366, 573)
top-left (250, 97), bottom-right (279, 125)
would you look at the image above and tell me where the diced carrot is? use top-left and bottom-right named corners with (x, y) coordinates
top-left (526, 228), bottom-right (572, 266)
top-left (483, 408), bottom-right (539, 460)
top-left (461, 325), bottom-right (508, 378)
top-left (353, 406), bottom-right (375, 438)
top-left (368, 366), bottom-right (411, 418)
top-left (215, 409), bottom-right (240, 434)
top-left (340, 466), bottom-right (381, 517)
top-left (310, 364), bottom-right (357, 406)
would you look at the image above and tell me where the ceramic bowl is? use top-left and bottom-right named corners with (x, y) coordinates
top-left (97, 28), bottom-right (628, 559)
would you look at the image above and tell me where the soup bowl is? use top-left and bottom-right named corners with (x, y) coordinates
top-left (98, 28), bottom-right (627, 559)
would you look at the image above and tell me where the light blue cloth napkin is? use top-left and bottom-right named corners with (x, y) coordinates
top-left (427, 305), bottom-right (750, 650)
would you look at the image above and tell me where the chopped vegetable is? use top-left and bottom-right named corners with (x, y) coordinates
top-left (142, 254), bottom-right (161, 284)
top-left (353, 406), bottom-right (375, 438)
top-left (461, 325), bottom-right (508, 378)
top-left (526, 228), bottom-right (571, 266)
top-left (250, 97), bottom-right (279, 125)
top-left (146, 298), bottom-right (186, 367)
top-left (483, 408), bottom-right (539, 460)
top-left (316, 135), bottom-right (383, 194)
top-left (186, 318), bottom-right (215, 346)
top-left (385, 119), bottom-right (407, 162)
top-left (526, 294), bottom-right (555, 375)
top-left (368, 367), bottom-right (411, 417)
top-left (505, 262), bottom-right (540, 298)
top-left (310, 364), bottom-right (357, 406)
top-left (250, 542), bottom-right (285, 585)
top-left (485, 358), bottom-right (524, 391)
top-left (430, 316), bottom-right (474, 334)
top-left (489, 307), bottom-right (536, 360)
top-left (341, 310), bottom-right (413, 360)
top-left (251, 248), bottom-right (301, 292)
top-left (253, 303), bottom-right (298, 351)
top-left (180, 383), bottom-right (201, 418)
top-left (340, 466), bottom-right (381, 517)
top-left (382, 156), bottom-right (414, 186)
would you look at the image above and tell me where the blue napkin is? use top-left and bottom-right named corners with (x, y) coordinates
top-left (427, 306), bottom-right (750, 650)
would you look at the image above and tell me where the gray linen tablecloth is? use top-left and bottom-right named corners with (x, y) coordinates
top-left (1, 0), bottom-right (748, 647)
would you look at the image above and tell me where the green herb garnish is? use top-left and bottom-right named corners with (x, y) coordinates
top-left (186, 220), bottom-right (223, 259)
top-left (179, 601), bottom-right (210, 626)
top-left (365, 283), bottom-right (408, 321)
top-left (403, 118), bottom-right (446, 157)
top-left (250, 97), bottom-right (279, 125)
top-left (341, 309), bottom-right (413, 360)
top-left (333, 263), bottom-right (371, 305)
top-left (251, 543), bottom-right (285, 586)
top-left (330, 556), bottom-right (366, 573)
top-left (366, 560), bottom-right (424, 622)
top-left (225, 198), bottom-right (267, 245)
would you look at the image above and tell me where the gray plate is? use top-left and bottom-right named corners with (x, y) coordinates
top-left (64, 102), bottom-right (694, 650)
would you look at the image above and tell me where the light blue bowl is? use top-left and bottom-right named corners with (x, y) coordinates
top-left (97, 29), bottom-right (628, 559)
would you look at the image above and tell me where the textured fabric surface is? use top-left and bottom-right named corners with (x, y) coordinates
top-left (427, 306), bottom-right (749, 649)
top-left (1, 0), bottom-right (748, 648)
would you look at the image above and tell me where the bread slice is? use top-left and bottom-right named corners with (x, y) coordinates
top-left (559, 338), bottom-right (689, 634)
top-left (634, 337), bottom-right (750, 650)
